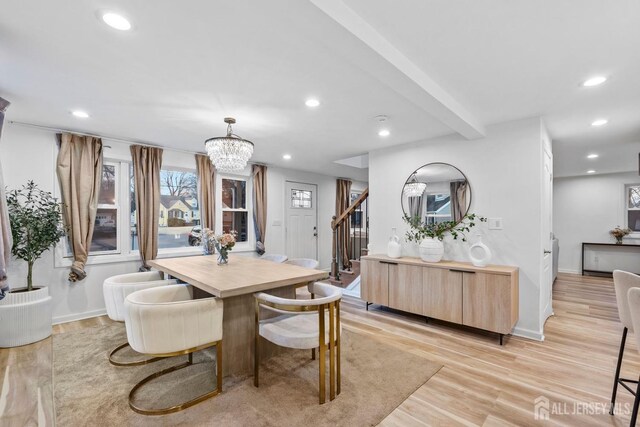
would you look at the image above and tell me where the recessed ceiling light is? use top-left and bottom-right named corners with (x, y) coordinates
top-left (591, 119), bottom-right (608, 127)
top-left (305, 99), bottom-right (320, 107)
top-left (102, 12), bottom-right (132, 31)
top-left (587, 153), bottom-right (599, 159)
top-left (282, 154), bottom-right (292, 160)
top-left (378, 129), bottom-right (390, 137)
top-left (71, 110), bottom-right (90, 118)
top-left (587, 170), bottom-right (596, 174)
top-left (583, 76), bottom-right (607, 87)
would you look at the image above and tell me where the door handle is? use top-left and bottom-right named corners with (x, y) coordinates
top-left (380, 261), bottom-right (398, 265)
top-left (544, 250), bottom-right (552, 254)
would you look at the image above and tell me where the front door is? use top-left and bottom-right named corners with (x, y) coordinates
top-left (285, 181), bottom-right (318, 260)
top-left (541, 144), bottom-right (554, 322)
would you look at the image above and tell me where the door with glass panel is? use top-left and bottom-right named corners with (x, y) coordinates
top-left (285, 182), bottom-right (318, 260)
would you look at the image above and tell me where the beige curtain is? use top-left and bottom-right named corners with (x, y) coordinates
top-left (334, 179), bottom-right (352, 270)
top-left (195, 154), bottom-right (215, 230)
top-left (56, 133), bottom-right (103, 282)
top-left (0, 98), bottom-right (12, 297)
top-left (252, 164), bottom-right (267, 255)
top-left (131, 145), bottom-right (163, 271)
top-left (450, 181), bottom-right (468, 223)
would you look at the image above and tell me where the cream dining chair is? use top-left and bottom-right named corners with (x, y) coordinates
top-left (254, 282), bottom-right (342, 404)
top-left (610, 270), bottom-right (640, 416)
top-left (124, 284), bottom-right (224, 415)
top-left (285, 258), bottom-right (320, 269)
top-left (260, 254), bottom-right (288, 263)
top-left (622, 286), bottom-right (640, 426)
top-left (103, 271), bottom-right (177, 366)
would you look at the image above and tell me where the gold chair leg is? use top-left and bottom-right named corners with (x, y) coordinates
top-left (329, 302), bottom-right (336, 401)
top-left (336, 300), bottom-right (341, 396)
top-left (128, 341), bottom-right (222, 416)
top-left (109, 342), bottom-right (164, 367)
top-left (319, 304), bottom-right (326, 404)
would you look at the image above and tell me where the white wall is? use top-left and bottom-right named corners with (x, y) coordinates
top-left (554, 172), bottom-right (640, 274)
top-left (368, 117), bottom-right (546, 339)
top-left (0, 123), bottom-right (367, 323)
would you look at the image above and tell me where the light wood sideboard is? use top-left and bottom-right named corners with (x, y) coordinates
top-left (361, 254), bottom-right (519, 344)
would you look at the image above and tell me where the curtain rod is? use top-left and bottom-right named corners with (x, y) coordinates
top-left (8, 120), bottom-right (273, 168)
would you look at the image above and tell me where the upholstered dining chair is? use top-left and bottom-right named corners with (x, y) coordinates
top-left (260, 254), bottom-right (288, 263)
top-left (285, 258), bottom-right (320, 269)
top-left (622, 287), bottom-right (640, 426)
top-left (103, 271), bottom-right (177, 366)
top-left (124, 284), bottom-right (224, 415)
top-left (254, 282), bottom-right (342, 404)
top-left (610, 270), bottom-right (640, 416)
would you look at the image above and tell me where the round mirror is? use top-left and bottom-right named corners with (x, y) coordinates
top-left (401, 162), bottom-right (471, 227)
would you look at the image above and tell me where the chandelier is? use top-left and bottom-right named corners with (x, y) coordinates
top-left (403, 172), bottom-right (426, 197)
top-left (205, 117), bottom-right (254, 172)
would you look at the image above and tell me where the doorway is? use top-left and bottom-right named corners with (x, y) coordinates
top-left (285, 181), bottom-right (318, 260)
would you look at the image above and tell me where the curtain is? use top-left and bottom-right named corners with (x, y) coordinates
top-left (408, 196), bottom-right (423, 221)
top-left (131, 145), bottom-right (163, 271)
top-left (252, 164), bottom-right (267, 255)
top-left (334, 179), bottom-right (352, 270)
top-left (450, 181), bottom-right (468, 223)
top-left (56, 133), bottom-right (103, 282)
top-left (0, 98), bottom-right (12, 298)
top-left (195, 154), bottom-right (215, 230)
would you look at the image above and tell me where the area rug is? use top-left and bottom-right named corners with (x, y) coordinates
top-left (53, 323), bottom-right (441, 426)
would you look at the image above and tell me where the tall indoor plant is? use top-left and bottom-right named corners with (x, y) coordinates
top-left (0, 181), bottom-right (66, 347)
top-left (403, 213), bottom-right (486, 262)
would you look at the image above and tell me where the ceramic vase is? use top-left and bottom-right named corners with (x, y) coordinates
top-left (469, 234), bottom-right (492, 267)
top-left (387, 228), bottom-right (402, 258)
top-left (419, 237), bottom-right (444, 262)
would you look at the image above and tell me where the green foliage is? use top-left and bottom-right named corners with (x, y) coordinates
top-left (6, 181), bottom-right (66, 291)
top-left (403, 213), bottom-right (487, 243)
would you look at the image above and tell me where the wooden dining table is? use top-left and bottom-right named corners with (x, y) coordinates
top-left (148, 255), bottom-right (329, 378)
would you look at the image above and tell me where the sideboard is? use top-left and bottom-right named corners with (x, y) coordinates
top-left (361, 254), bottom-right (519, 344)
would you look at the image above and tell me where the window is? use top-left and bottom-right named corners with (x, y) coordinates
top-left (130, 168), bottom-right (200, 250)
top-left (222, 178), bottom-right (248, 242)
top-left (291, 189), bottom-right (312, 209)
top-left (627, 185), bottom-right (640, 232)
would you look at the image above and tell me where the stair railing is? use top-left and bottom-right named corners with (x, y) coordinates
top-left (331, 188), bottom-right (369, 281)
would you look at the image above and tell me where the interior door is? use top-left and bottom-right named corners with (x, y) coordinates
top-left (285, 181), bottom-right (318, 260)
top-left (541, 144), bottom-right (554, 322)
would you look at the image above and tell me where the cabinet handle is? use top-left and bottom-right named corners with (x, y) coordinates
top-left (449, 269), bottom-right (475, 274)
top-left (380, 261), bottom-right (398, 265)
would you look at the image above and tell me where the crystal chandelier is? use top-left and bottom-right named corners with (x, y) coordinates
top-left (403, 172), bottom-right (426, 197)
top-left (205, 117), bottom-right (254, 172)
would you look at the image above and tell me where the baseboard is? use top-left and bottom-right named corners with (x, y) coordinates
top-left (53, 308), bottom-right (107, 325)
top-left (512, 326), bottom-right (545, 341)
top-left (558, 268), bottom-right (580, 275)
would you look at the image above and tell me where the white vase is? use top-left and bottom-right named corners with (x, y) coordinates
top-left (0, 286), bottom-right (52, 348)
top-left (387, 228), bottom-right (402, 258)
top-left (419, 237), bottom-right (444, 262)
top-left (469, 234), bottom-right (492, 267)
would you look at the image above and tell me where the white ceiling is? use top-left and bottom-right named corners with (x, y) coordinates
top-left (1, 0), bottom-right (639, 180)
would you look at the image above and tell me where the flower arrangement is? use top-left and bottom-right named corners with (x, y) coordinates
top-left (610, 226), bottom-right (631, 244)
top-left (403, 213), bottom-right (486, 243)
top-left (213, 231), bottom-right (237, 264)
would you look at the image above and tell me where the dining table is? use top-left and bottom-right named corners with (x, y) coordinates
top-left (148, 254), bottom-right (329, 378)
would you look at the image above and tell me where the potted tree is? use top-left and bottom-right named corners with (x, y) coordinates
top-left (0, 181), bottom-right (65, 347)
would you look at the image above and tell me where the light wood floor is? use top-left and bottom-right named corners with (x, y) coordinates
top-left (1, 273), bottom-right (638, 426)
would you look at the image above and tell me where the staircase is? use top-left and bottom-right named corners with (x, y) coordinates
top-left (331, 188), bottom-right (369, 287)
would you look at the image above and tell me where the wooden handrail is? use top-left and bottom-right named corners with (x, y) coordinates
top-left (331, 188), bottom-right (369, 230)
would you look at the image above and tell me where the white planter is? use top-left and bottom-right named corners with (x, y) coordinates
top-left (419, 238), bottom-right (444, 263)
top-left (0, 286), bottom-right (52, 347)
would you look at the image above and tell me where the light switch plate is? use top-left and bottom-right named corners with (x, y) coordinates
top-left (488, 218), bottom-right (503, 230)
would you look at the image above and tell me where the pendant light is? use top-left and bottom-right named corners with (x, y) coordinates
top-left (403, 172), bottom-right (426, 197)
top-left (205, 117), bottom-right (254, 172)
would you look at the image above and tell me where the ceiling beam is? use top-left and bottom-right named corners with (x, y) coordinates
top-left (309, 0), bottom-right (485, 139)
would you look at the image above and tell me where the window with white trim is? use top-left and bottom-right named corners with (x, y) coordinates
top-left (221, 177), bottom-right (249, 242)
top-left (626, 184), bottom-right (640, 232)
